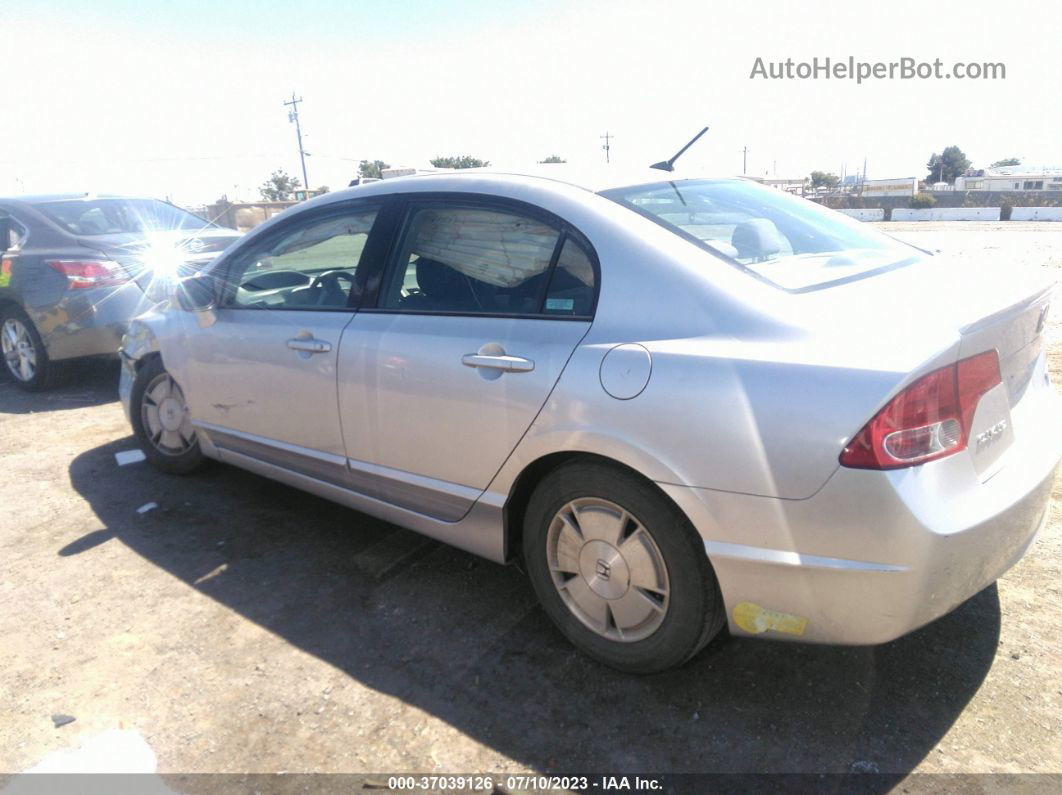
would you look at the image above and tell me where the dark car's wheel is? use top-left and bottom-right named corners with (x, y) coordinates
top-left (523, 459), bottom-right (726, 673)
top-left (1, 306), bottom-right (63, 391)
top-left (130, 356), bottom-right (206, 475)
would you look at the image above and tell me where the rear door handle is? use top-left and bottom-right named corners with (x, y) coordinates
top-left (461, 353), bottom-right (535, 372)
top-left (287, 338), bottom-right (332, 354)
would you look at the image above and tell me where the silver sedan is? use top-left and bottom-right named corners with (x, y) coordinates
top-left (119, 168), bottom-right (1061, 672)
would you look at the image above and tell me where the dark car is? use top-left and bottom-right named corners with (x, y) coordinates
top-left (0, 194), bottom-right (242, 390)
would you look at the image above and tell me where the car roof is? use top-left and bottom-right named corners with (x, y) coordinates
top-left (368, 165), bottom-right (739, 194)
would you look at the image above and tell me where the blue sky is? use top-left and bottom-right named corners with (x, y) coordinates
top-left (4, 0), bottom-right (1057, 205)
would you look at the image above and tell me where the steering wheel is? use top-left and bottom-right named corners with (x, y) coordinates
top-left (308, 270), bottom-right (357, 305)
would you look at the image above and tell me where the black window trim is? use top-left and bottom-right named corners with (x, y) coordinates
top-left (358, 192), bottom-right (600, 321)
top-left (211, 197), bottom-right (389, 313)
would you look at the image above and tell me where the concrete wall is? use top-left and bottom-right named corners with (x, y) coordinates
top-left (1010, 207), bottom-right (1062, 221)
top-left (892, 207), bottom-right (1001, 222)
top-left (836, 208), bottom-right (885, 221)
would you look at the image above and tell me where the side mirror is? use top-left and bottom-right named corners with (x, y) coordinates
top-left (0, 217), bottom-right (11, 254)
top-left (176, 274), bottom-right (217, 312)
top-left (176, 275), bottom-right (219, 327)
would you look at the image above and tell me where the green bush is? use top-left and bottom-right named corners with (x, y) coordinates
top-left (909, 192), bottom-right (937, 209)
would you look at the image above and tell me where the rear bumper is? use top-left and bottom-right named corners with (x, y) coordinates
top-left (31, 283), bottom-right (150, 361)
top-left (662, 384), bottom-right (1062, 645)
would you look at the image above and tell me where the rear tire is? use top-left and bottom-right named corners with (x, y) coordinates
top-left (1, 305), bottom-right (65, 391)
top-left (522, 459), bottom-right (726, 673)
top-left (130, 356), bottom-right (206, 475)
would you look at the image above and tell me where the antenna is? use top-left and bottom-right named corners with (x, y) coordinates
top-left (650, 126), bottom-right (709, 172)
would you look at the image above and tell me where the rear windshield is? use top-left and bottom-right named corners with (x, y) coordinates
top-left (600, 178), bottom-right (922, 291)
top-left (35, 198), bottom-right (216, 237)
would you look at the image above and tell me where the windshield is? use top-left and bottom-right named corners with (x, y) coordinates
top-left (35, 198), bottom-right (217, 237)
top-left (601, 178), bottom-right (923, 291)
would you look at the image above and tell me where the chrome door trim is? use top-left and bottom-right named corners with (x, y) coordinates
top-left (197, 420), bottom-right (483, 522)
top-left (195, 421), bottom-right (350, 488)
top-left (346, 457), bottom-right (481, 522)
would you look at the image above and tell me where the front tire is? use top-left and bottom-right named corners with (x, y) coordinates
top-left (523, 459), bottom-right (726, 673)
top-left (1, 306), bottom-right (64, 391)
top-left (130, 357), bottom-right (206, 475)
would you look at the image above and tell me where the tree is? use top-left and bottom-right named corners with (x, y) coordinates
top-left (430, 155), bottom-right (490, 169)
top-left (316, 186), bottom-right (330, 194)
top-left (358, 159), bottom-right (389, 180)
top-left (989, 158), bottom-right (1021, 168)
top-left (259, 169), bottom-right (300, 201)
top-left (809, 170), bottom-right (840, 190)
top-left (538, 155), bottom-right (566, 163)
top-left (925, 146), bottom-right (971, 184)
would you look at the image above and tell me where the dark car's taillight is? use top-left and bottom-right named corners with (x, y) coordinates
top-left (47, 259), bottom-right (130, 289)
top-left (840, 350), bottom-right (1002, 470)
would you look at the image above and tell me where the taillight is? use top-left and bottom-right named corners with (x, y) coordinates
top-left (47, 259), bottom-right (130, 289)
top-left (840, 350), bottom-right (1002, 470)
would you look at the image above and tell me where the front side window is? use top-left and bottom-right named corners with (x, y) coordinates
top-left (602, 179), bottom-right (922, 291)
top-left (379, 205), bottom-right (565, 315)
top-left (225, 206), bottom-right (378, 309)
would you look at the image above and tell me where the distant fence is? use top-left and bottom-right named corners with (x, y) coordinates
top-left (891, 207), bottom-right (1001, 222)
top-left (1009, 207), bottom-right (1062, 221)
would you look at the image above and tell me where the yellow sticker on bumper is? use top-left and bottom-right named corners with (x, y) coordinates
top-left (733, 601), bottom-right (808, 636)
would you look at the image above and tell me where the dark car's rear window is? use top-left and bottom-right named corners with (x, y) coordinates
top-left (601, 179), bottom-right (922, 291)
top-left (35, 198), bottom-right (216, 237)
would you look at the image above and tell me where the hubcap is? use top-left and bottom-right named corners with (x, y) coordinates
top-left (547, 497), bottom-right (670, 642)
top-left (2, 318), bottom-right (37, 382)
top-left (141, 373), bottom-right (196, 456)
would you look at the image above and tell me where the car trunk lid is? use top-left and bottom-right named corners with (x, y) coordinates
top-left (791, 252), bottom-right (1056, 479)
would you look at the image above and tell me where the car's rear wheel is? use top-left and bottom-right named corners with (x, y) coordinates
top-left (130, 356), bottom-right (206, 475)
top-left (523, 459), bottom-right (726, 673)
top-left (1, 306), bottom-right (63, 391)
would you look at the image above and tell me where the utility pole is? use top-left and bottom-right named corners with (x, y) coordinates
top-left (284, 92), bottom-right (309, 192)
top-left (742, 146), bottom-right (749, 174)
top-left (600, 131), bottom-right (613, 164)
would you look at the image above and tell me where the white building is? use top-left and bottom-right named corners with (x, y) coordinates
top-left (956, 167), bottom-right (1062, 192)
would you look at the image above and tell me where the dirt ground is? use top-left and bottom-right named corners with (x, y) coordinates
top-left (1, 222), bottom-right (1061, 783)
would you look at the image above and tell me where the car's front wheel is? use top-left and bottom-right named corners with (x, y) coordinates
top-left (523, 459), bottom-right (726, 673)
top-left (130, 356), bottom-right (206, 475)
top-left (1, 306), bottom-right (62, 391)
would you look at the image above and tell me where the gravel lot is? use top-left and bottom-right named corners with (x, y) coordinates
top-left (1, 222), bottom-right (1060, 781)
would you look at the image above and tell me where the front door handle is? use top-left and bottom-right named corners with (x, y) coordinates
top-left (461, 353), bottom-right (535, 373)
top-left (287, 338), bottom-right (332, 354)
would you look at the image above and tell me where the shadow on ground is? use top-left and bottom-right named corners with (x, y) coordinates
top-left (67, 436), bottom-right (1000, 780)
top-left (0, 359), bottom-right (120, 414)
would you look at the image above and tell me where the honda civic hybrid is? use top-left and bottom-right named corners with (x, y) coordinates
top-left (119, 168), bottom-right (1060, 672)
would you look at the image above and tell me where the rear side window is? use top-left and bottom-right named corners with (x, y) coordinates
top-left (380, 205), bottom-right (562, 315)
top-left (543, 235), bottom-right (595, 316)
